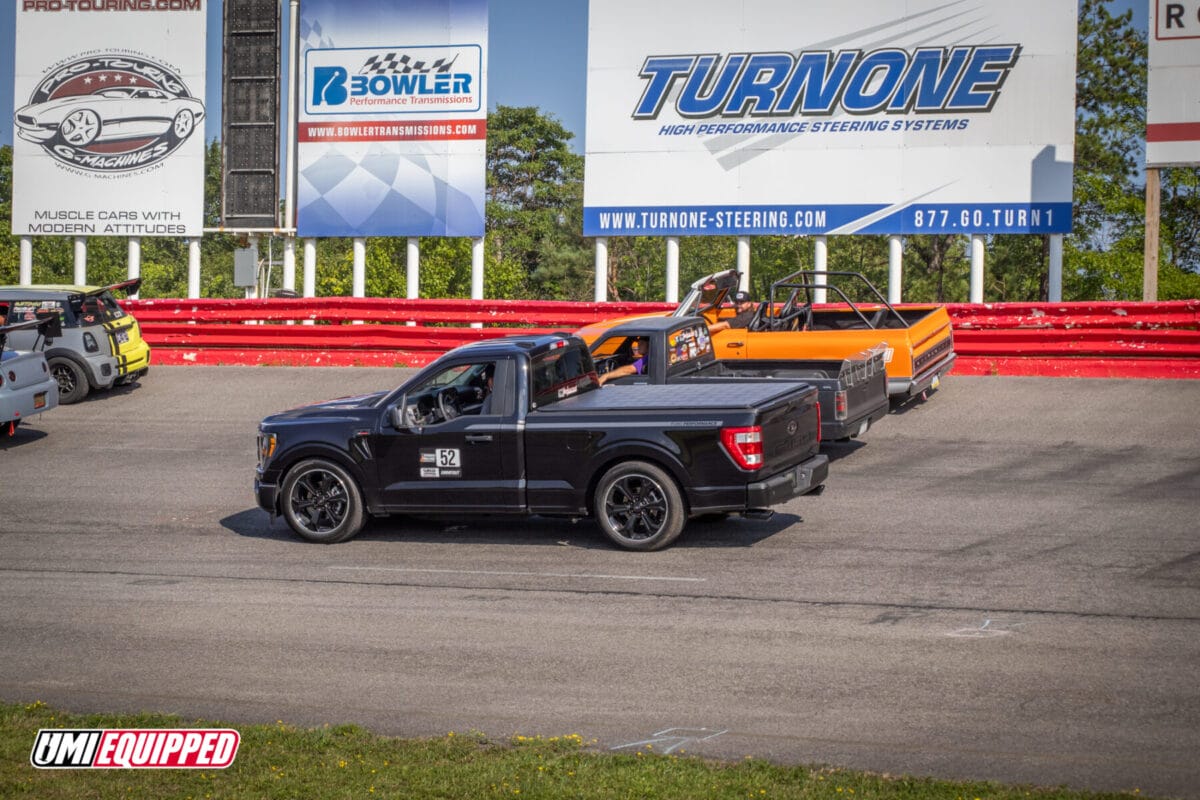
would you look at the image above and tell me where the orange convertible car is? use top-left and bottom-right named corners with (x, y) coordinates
top-left (581, 269), bottom-right (956, 400)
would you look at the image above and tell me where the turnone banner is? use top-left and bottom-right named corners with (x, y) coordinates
top-left (11, 1), bottom-right (207, 238)
top-left (297, 0), bottom-right (488, 237)
top-left (584, 0), bottom-right (1077, 236)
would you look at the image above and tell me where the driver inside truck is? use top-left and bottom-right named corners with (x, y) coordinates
top-left (598, 336), bottom-right (648, 385)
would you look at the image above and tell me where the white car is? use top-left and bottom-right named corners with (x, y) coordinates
top-left (14, 87), bottom-right (205, 146)
top-left (0, 316), bottom-right (59, 439)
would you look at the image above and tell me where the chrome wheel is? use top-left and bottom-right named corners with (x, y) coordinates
top-left (61, 109), bottom-right (100, 146)
top-left (172, 109), bottom-right (193, 139)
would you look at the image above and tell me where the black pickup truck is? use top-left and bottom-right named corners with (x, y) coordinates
top-left (585, 316), bottom-right (890, 443)
top-left (255, 333), bottom-right (828, 551)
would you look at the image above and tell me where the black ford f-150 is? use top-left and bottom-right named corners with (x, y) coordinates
top-left (584, 316), bottom-right (890, 443)
top-left (255, 333), bottom-right (828, 550)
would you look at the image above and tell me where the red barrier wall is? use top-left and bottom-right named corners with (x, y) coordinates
top-left (124, 297), bottom-right (1200, 378)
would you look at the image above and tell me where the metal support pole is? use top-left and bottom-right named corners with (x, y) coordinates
top-left (352, 238), bottom-right (366, 298)
top-left (813, 235), bottom-right (828, 304)
top-left (302, 239), bottom-right (316, 298)
top-left (74, 237), bottom-right (87, 285)
top-left (284, 0), bottom-right (300, 234)
top-left (127, 237), bottom-right (141, 298)
top-left (19, 237), bottom-right (32, 285)
top-left (736, 236), bottom-right (750, 292)
top-left (1144, 167), bottom-right (1160, 302)
top-left (1048, 234), bottom-right (1063, 302)
top-left (406, 237), bottom-right (420, 299)
top-left (282, 237), bottom-right (296, 292)
top-left (665, 236), bottom-right (680, 303)
top-left (471, 237), bottom-right (485, 329)
top-left (594, 238), bottom-right (608, 302)
top-left (188, 238), bottom-right (202, 299)
top-left (969, 234), bottom-right (985, 304)
top-left (245, 237), bottom-right (259, 299)
top-left (888, 235), bottom-right (903, 304)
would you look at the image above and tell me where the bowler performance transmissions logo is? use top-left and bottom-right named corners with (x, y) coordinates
top-left (13, 53), bottom-right (205, 173)
top-left (307, 45), bottom-right (482, 114)
top-left (634, 44), bottom-right (1020, 136)
top-left (31, 729), bottom-right (240, 769)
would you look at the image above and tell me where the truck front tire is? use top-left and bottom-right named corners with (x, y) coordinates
top-left (594, 461), bottom-right (686, 551)
top-left (280, 458), bottom-right (365, 544)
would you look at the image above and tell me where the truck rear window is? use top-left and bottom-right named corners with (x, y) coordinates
top-left (531, 346), bottom-right (599, 408)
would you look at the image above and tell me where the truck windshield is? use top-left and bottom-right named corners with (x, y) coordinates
top-left (530, 345), bottom-right (599, 409)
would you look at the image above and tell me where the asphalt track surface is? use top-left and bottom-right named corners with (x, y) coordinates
top-left (2, 367), bottom-right (1198, 797)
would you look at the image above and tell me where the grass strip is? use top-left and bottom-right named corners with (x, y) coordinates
top-left (1, 701), bottom-right (1152, 800)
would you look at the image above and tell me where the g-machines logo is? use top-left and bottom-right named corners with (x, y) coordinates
top-left (13, 53), bottom-right (205, 174)
top-left (306, 45), bottom-right (482, 115)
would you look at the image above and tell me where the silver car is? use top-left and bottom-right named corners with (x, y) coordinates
top-left (0, 316), bottom-right (59, 439)
top-left (15, 87), bottom-right (205, 147)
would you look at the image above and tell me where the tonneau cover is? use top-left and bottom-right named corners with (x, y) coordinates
top-left (535, 381), bottom-right (814, 413)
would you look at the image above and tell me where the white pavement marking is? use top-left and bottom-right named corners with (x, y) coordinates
top-left (329, 566), bottom-right (705, 583)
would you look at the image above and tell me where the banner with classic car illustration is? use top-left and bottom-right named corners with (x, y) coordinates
top-left (584, 0), bottom-right (1077, 236)
top-left (296, 0), bottom-right (488, 238)
top-left (11, 2), bottom-right (207, 238)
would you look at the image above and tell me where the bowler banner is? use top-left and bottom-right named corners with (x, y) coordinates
top-left (297, 0), bottom-right (488, 237)
top-left (1147, 0), bottom-right (1200, 167)
top-left (584, 0), bottom-right (1077, 236)
top-left (12, 1), bottom-right (207, 238)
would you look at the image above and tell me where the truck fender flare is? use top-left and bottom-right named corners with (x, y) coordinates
top-left (582, 443), bottom-right (691, 517)
top-left (273, 443), bottom-right (371, 505)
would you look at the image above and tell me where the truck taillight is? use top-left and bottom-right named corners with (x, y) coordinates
top-left (814, 398), bottom-right (822, 444)
top-left (720, 426), bottom-right (764, 470)
top-left (834, 389), bottom-right (847, 421)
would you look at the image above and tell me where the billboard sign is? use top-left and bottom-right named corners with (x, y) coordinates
top-left (1147, 0), bottom-right (1200, 166)
top-left (297, 0), bottom-right (488, 238)
top-left (12, 1), bottom-right (207, 238)
top-left (584, 0), bottom-right (1077, 236)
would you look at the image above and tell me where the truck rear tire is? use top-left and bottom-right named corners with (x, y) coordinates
top-left (280, 458), bottom-right (365, 544)
top-left (594, 461), bottom-right (686, 551)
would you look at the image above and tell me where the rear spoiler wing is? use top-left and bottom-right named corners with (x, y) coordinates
top-left (0, 312), bottom-right (62, 353)
top-left (71, 277), bottom-right (142, 302)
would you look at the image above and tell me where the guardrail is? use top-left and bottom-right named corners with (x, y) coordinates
top-left (126, 298), bottom-right (676, 367)
top-left (947, 300), bottom-right (1200, 378)
top-left (124, 297), bottom-right (1200, 378)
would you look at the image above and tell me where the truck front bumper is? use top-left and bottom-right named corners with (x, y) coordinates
top-left (747, 453), bottom-right (829, 507)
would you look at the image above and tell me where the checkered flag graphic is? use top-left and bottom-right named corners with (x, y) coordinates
top-left (298, 18), bottom-right (335, 52)
top-left (359, 53), bottom-right (458, 74)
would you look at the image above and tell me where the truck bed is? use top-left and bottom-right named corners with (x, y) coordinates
top-left (535, 381), bottom-right (815, 412)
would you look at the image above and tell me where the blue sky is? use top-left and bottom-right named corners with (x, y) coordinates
top-left (0, 0), bottom-right (590, 150)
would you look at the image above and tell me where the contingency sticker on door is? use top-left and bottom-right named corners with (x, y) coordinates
top-left (419, 448), bottom-right (461, 478)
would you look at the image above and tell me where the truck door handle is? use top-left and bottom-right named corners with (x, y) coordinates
top-left (726, 341), bottom-right (744, 348)
top-left (466, 434), bottom-right (494, 443)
